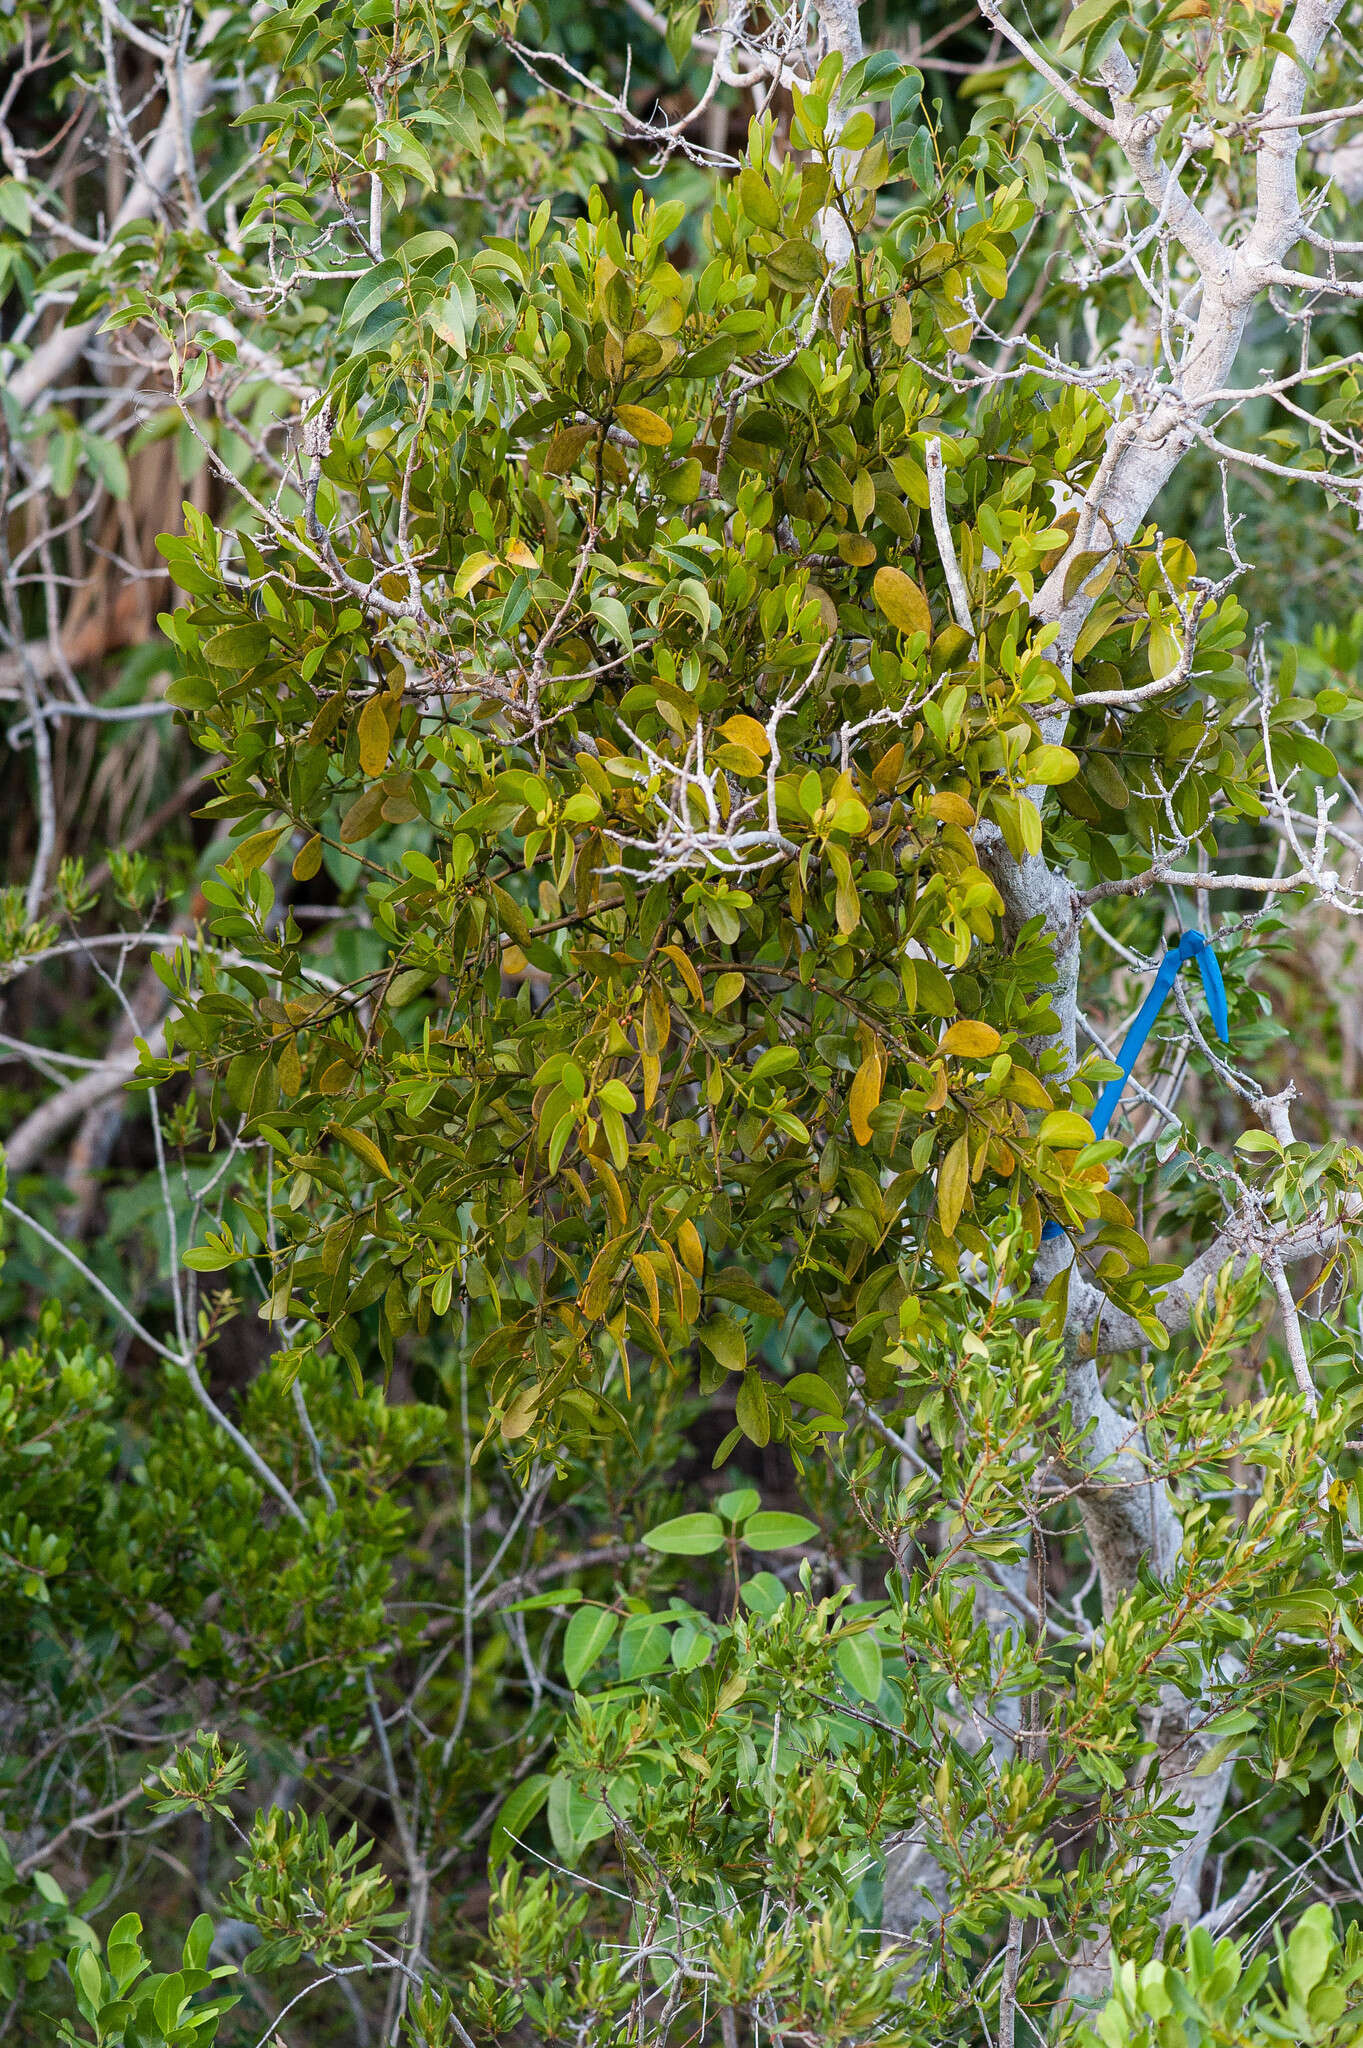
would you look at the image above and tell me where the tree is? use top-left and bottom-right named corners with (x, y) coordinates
top-left (6, 0), bottom-right (1363, 2039)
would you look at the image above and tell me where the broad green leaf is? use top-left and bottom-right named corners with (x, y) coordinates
top-left (743, 1512), bottom-right (818, 1550)
top-left (737, 167), bottom-right (781, 228)
top-left (563, 1605), bottom-right (618, 1687)
top-left (642, 1513), bottom-right (726, 1556)
top-left (836, 1633), bottom-right (884, 1702)
top-left (699, 1316), bottom-right (746, 1372)
top-left (338, 259), bottom-right (403, 330)
top-left (489, 1775), bottom-right (551, 1865)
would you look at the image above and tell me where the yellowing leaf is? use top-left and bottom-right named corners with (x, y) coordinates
top-left (849, 1053), bottom-right (882, 1145)
top-left (332, 1123), bottom-right (396, 1181)
top-left (234, 824), bottom-right (286, 875)
top-left (928, 790), bottom-right (976, 828)
top-left (631, 1252), bottom-right (661, 1327)
top-left (1149, 620), bottom-right (1181, 680)
top-left (616, 403), bottom-right (672, 447)
top-left (339, 783), bottom-right (387, 843)
top-left (454, 551), bottom-right (498, 599)
top-left (676, 1218), bottom-right (705, 1280)
top-left (543, 421), bottom-right (596, 473)
top-left (719, 714), bottom-right (771, 758)
top-left (506, 537), bottom-right (539, 571)
top-left (1005, 1067), bottom-right (1053, 1110)
top-left (358, 693), bottom-right (393, 777)
top-left (1037, 1110), bottom-right (1096, 1149)
top-left (581, 1239), bottom-right (625, 1319)
top-left (807, 582), bottom-right (839, 634)
top-left (715, 743), bottom-right (763, 777)
top-left (873, 565), bottom-right (931, 637)
top-left (661, 944), bottom-right (703, 1003)
top-left (940, 1020), bottom-right (1001, 1060)
top-left (713, 971), bottom-right (745, 1011)
top-left (292, 832), bottom-right (323, 881)
top-left (937, 1133), bottom-right (969, 1237)
top-left (1023, 743), bottom-right (1080, 786)
top-left (276, 1038), bottom-right (302, 1098)
top-left (502, 1382), bottom-right (540, 1441)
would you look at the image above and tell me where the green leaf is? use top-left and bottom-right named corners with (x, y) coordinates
top-left (563, 1605), bottom-right (618, 1687)
top-left (710, 1268), bottom-right (784, 1318)
top-left (1023, 744), bottom-right (1079, 786)
top-left (784, 1372), bottom-right (844, 1415)
top-left (765, 237), bottom-right (823, 291)
top-left (181, 1915), bottom-right (214, 1975)
top-left (735, 1370), bottom-right (771, 1446)
top-left (836, 1632), bottom-right (883, 1702)
top-left (489, 1775), bottom-right (551, 1865)
top-left (740, 1571), bottom-right (788, 1616)
top-left (699, 1315), bottom-right (746, 1373)
top-left (0, 178), bottom-right (32, 234)
top-left (738, 166), bottom-right (782, 228)
top-left (1058, 0), bottom-right (1123, 51)
top-left (1286, 1905), bottom-right (1334, 1999)
top-left (743, 1512), bottom-right (818, 1550)
top-left (338, 259), bottom-right (404, 330)
top-left (642, 1513), bottom-right (726, 1556)
top-left (752, 1045), bottom-right (800, 1081)
top-left (618, 1616), bottom-right (670, 1679)
top-left (546, 1776), bottom-right (613, 1863)
top-left (204, 623), bottom-right (271, 668)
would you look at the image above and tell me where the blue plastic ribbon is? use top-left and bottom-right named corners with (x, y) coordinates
top-left (1040, 929), bottom-right (1227, 1243)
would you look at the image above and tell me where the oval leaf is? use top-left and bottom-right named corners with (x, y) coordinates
top-left (837, 1632), bottom-right (884, 1703)
top-left (849, 1053), bottom-right (882, 1145)
top-left (332, 1124), bottom-right (396, 1181)
top-left (936, 1131), bottom-right (969, 1237)
top-left (735, 1370), bottom-right (771, 1447)
top-left (1023, 743), bottom-right (1080, 786)
top-left (939, 1020), bottom-right (1001, 1059)
top-left (616, 403), bottom-right (672, 447)
top-left (1037, 1110), bottom-right (1096, 1149)
top-left (358, 694), bottom-right (393, 777)
top-left (489, 1774), bottom-right (551, 1865)
top-left (873, 565), bottom-right (931, 636)
top-left (642, 1513), bottom-right (726, 1556)
top-left (543, 421), bottom-right (597, 474)
top-left (743, 1511), bottom-right (818, 1551)
top-left (563, 1605), bottom-right (618, 1687)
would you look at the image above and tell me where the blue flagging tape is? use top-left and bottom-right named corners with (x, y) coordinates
top-left (1040, 930), bottom-right (1227, 1244)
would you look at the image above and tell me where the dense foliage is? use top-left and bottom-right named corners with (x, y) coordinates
top-left (7, 0), bottom-right (1363, 2041)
